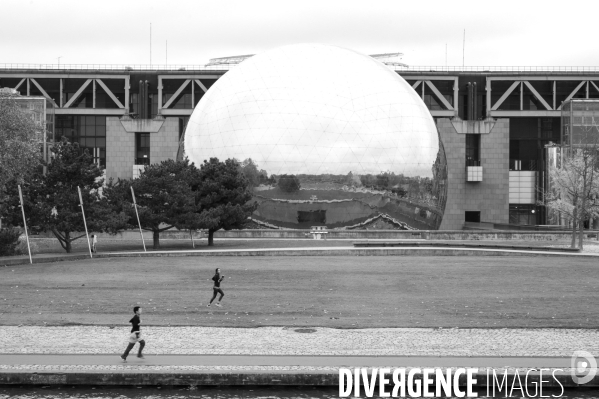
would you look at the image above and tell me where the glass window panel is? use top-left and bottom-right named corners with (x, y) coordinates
top-left (96, 116), bottom-right (106, 126)
top-left (85, 116), bottom-right (95, 126)
top-left (95, 125), bottom-right (106, 137)
top-left (85, 138), bottom-right (96, 148)
top-left (96, 138), bottom-right (106, 148)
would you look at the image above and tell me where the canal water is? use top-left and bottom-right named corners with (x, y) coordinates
top-left (1, 386), bottom-right (598, 398)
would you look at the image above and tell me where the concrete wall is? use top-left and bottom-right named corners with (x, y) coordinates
top-left (105, 117), bottom-right (179, 181)
top-left (105, 117), bottom-right (134, 181)
top-left (438, 118), bottom-right (510, 230)
top-left (150, 117), bottom-right (179, 164)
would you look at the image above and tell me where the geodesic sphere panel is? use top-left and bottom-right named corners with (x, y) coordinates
top-left (185, 43), bottom-right (447, 230)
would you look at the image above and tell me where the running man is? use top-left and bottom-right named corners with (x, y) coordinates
top-left (207, 268), bottom-right (225, 307)
top-left (91, 234), bottom-right (98, 253)
top-left (120, 306), bottom-right (145, 362)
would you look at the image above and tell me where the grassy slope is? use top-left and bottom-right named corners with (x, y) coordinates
top-left (0, 255), bottom-right (597, 328)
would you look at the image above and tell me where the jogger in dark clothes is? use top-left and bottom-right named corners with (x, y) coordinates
top-left (120, 306), bottom-right (145, 362)
top-left (207, 268), bottom-right (225, 307)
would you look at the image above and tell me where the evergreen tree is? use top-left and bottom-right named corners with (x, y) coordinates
top-left (27, 138), bottom-right (128, 253)
top-left (104, 159), bottom-right (201, 249)
top-left (195, 158), bottom-right (257, 246)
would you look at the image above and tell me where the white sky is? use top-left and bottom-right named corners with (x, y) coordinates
top-left (2, 0), bottom-right (598, 67)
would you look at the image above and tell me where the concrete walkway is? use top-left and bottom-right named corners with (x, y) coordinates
top-left (1, 326), bottom-right (597, 358)
top-left (0, 354), bottom-right (574, 369)
top-left (2, 243), bottom-right (597, 266)
top-left (0, 326), bottom-right (591, 386)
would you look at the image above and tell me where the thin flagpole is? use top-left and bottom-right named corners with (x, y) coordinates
top-left (17, 185), bottom-right (32, 264)
top-left (190, 229), bottom-right (195, 248)
top-left (78, 186), bottom-right (93, 258)
top-left (130, 186), bottom-right (147, 252)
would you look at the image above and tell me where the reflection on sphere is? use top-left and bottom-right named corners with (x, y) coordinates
top-left (185, 44), bottom-right (447, 230)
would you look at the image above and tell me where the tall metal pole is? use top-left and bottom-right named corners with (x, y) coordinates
top-left (131, 186), bottom-right (147, 252)
top-left (462, 29), bottom-right (465, 68)
top-left (78, 187), bottom-right (93, 258)
top-left (17, 185), bottom-right (32, 264)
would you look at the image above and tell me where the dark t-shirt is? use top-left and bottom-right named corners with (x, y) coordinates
top-left (212, 275), bottom-right (222, 288)
top-left (130, 314), bottom-right (141, 333)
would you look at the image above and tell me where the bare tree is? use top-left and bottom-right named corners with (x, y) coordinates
top-left (543, 146), bottom-right (599, 249)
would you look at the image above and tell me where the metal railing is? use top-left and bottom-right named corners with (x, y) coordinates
top-left (2, 63), bottom-right (599, 73)
top-left (390, 65), bottom-right (599, 73)
top-left (0, 63), bottom-right (232, 72)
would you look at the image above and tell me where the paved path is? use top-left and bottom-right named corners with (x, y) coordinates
top-left (0, 327), bottom-right (589, 373)
top-left (0, 354), bottom-right (574, 369)
top-left (1, 326), bottom-right (597, 357)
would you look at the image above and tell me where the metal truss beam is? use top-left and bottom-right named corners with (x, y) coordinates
top-left (488, 76), bottom-right (599, 81)
top-left (425, 80), bottom-right (454, 110)
top-left (63, 79), bottom-right (92, 108)
top-left (95, 78), bottom-right (124, 109)
top-left (491, 81), bottom-right (520, 111)
top-left (558, 81), bottom-right (586, 109)
top-left (30, 78), bottom-right (58, 107)
top-left (194, 79), bottom-right (208, 93)
top-left (13, 78), bottom-right (25, 90)
top-left (411, 81), bottom-right (421, 89)
top-left (489, 110), bottom-right (560, 117)
top-left (523, 81), bottom-right (552, 110)
top-left (0, 73), bottom-right (129, 79)
top-left (55, 108), bottom-right (126, 115)
top-left (162, 79), bottom-right (190, 109)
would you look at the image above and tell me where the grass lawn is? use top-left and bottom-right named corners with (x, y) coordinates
top-left (0, 256), bottom-right (597, 329)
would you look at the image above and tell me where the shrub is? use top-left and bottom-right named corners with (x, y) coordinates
top-left (278, 174), bottom-right (301, 193)
top-left (0, 228), bottom-right (22, 256)
top-left (14, 236), bottom-right (38, 255)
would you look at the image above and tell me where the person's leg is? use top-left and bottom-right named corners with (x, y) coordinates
top-left (208, 289), bottom-right (218, 305)
top-left (218, 289), bottom-right (225, 302)
top-left (137, 340), bottom-right (145, 357)
top-left (122, 343), bottom-right (135, 359)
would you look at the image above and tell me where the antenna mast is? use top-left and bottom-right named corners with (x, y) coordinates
top-left (462, 29), bottom-right (465, 67)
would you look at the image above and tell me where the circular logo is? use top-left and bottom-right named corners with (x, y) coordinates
top-left (571, 351), bottom-right (597, 385)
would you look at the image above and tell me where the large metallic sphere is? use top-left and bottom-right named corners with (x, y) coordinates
top-left (186, 43), bottom-right (447, 230)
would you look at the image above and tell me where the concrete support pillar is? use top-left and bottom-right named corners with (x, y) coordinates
top-left (157, 77), bottom-right (163, 115)
top-left (485, 79), bottom-right (491, 118)
top-left (453, 80), bottom-right (459, 118)
top-left (124, 76), bottom-right (130, 114)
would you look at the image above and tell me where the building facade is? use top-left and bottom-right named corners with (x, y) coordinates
top-left (2, 65), bottom-right (598, 230)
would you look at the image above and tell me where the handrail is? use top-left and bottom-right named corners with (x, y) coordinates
top-left (0, 64), bottom-right (232, 71)
top-left (2, 63), bottom-right (599, 73)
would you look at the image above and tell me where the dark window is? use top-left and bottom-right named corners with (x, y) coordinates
top-left (135, 133), bottom-right (150, 165)
top-left (465, 211), bottom-right (480, 223)
top-left (54, 115), bottom-right (106, 166)
top-left (297, 210), bottom-right (326, 224)
top-left (509, 205), bottom-right (538, 225)
top-left (465, 134), bottom-right (480, 166)
top-left (178, 117), bottom-right (189, 140)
